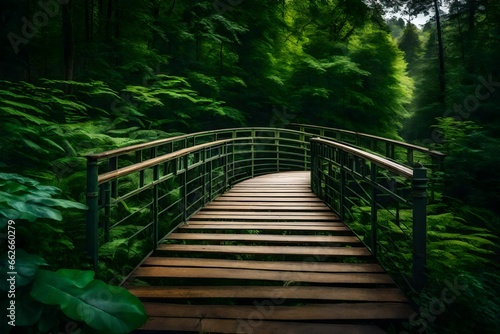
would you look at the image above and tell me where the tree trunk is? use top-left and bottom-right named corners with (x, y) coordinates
top-left (105, 0), bottom-right (113, 40)
top-left (453, 3), bottom-right (466, 66)
top-left (115, 6), bottom-right (120, 39)
top-left (85, 0), bottom-right (94, 41)
top-left (467, 0), bottom-right (475, 31)
top-left (218, 42), bottom-right (224, 82)
top-left (62, 2), bottom-right (74, 85)
top-left (434, 0), bottom-right (445, 105)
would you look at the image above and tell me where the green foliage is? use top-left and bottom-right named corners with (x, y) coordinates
top-left (0, 173), bottom-right (86, 226)
top-left (398, 23), bottom-right (423, 74)
top-left (31, 269), bottom-right (147, 333)
top-left (0, 173), bottom-right (147, 333)
top-left (0, 0), bottom-right (499, 332)
top-left (432, 118), bottom-right (500, 214)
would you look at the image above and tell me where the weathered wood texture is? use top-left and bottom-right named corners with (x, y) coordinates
top-left (125, 172), bottom-right (412, 333)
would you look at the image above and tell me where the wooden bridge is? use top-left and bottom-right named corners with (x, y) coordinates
top-left (85, 124), bottom-right (445, 333)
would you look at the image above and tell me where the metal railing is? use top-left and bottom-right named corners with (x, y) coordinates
top-left (85, 128), bottom-right (312, 273)
top-left (289, 123), bottom-right (445, 170)
top-left (85, 126), bottom-right (441, 289)
top-left (310, 137), bottom-right (427, 291)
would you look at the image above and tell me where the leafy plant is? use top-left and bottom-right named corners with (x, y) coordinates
top-left (0, 173), bottom-right (147, 333)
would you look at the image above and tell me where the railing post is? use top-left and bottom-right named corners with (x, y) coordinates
top-left (251, 131), bottom-right (255, 178)
top-left (182, 155), bottom-right (188, 222)
top-left (275, 130), bottom-right (280, 172)
top-left (370, 162), bottom-right (378, 257)
top-left (135, 151), bottom-right (145, 187)
top-left (412, 163), bottom-right (427, 291)
top-left (152, 165), bottom-right (159, 248)
top-left (407, 149), bottom-right (414, 166)
top-left (109, 157), bottom-right (118, 198)
top-left (209, 156), bottom-right (213, 200)
top-left (202, 148), bottom-right (207, 206)
top-left (86, 158), bottom-right (99, 271)
top-left (224, 143), bottom-right (229, 190)
top-left (231, 140), bottom-right (235, 183)
top-left (310, 141), bottom-right (316, 193)
top-left (302, 134), bottom-right (308, 171)
top-left (103, 181), bottom-right (111, 243)
top-left (339, 151), bottom-right (346, 221)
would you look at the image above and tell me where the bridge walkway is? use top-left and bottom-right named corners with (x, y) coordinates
top-left (124, 171), bottom-right (413, 334)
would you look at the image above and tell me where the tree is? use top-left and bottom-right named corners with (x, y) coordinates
top-left (398, 23), bottom-right (422, 74)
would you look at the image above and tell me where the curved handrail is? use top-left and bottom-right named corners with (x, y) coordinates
top-left (311, 137), bottom-right (413, 179)
top-left (87, 127), bottom-right (310, 161)
top-left (310, 137), bottom-right (427, 291)
top-left (97, 138), bottom-right (247, 184)
top-left (291, 123), bottom-right (444, 156)
top-left (85, 126), bottom-right (431, 291)
top-left (85, 129), bottom-right (312, 272)
top-left (289, 123), bottom-right (445, 168)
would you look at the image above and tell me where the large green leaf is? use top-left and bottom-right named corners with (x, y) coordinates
top-left (64, 280), bottom-right (148, 333)
top-left (37, 305), bottom-right (61, 333)
top-left (23, 195), bottom-right (87, 210)
top-left (0, 250), bottom-right (48, 291)
top-left (4, 200), bottom-right (63, 221)
top-left (15, 288), bottom-right (46, 326)
top-left (31, 269), bottom-right (147, 333)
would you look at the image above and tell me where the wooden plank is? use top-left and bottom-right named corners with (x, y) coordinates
top-left (140, 317), bottom-right (387, 334)
top-left (167, 233), bottom-right (361, 244)
top-left (231, 186), bottom-right (310, 190)
top-left (207, 202), bottom-right (328, 207)
top-left (178, 224), bottom-right (351, 231)
top-left (214, 197), bottom-right (323, 202)
top-left (202, 205), bottom-right (331, 211)
top-left (191, 214), bottom-right (339, 221)
top-left (142, 302), bottom-right (413, 320)
top-left (229, 189), bottom-right (312, 193)
top-left (195, 211), bottom-right (338, 217)
top-left (128, 286), bottom-right (408, 302)
top-left (141, 257), bottom-right (385, 273)
top-left (133, 267), bottom-right (393, 284)
top-left (183, 221), bottom-right (345, 226)
top-left (220, 193), bottom-right (317, 197)
top-left (238, 180), bottom-right (309, 184)
top-left (156, 244), bottom-right (371, 256)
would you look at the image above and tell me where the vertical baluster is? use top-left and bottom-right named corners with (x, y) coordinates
top-left (182, 155), bottom-right (188, 222)
top-left (152, 165), bottom-right (159, 248)
top-left (251, 131), bottom-right (255, 178)
top-left (338, 149), bottom-right (345, 220)
top-left (103, 181), bottom-right (111, 243)
top-left (86, 158), bottom-right (99, 270)
top-left (412, 164), bottom-right (427, 291)
top-left (109, 157), bottom-right (118, 198)
top-left (370, 162), bottom-right (378, 257)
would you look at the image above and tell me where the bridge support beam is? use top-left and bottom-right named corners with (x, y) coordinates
top-left (86, 158), bottom-right (99, 271)
top-left (370, 163), bottom-right (378, 258)
top-left (412, 164), bottom-right (427, 291)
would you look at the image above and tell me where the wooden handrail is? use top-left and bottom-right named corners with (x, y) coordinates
top-left (311, 137), bottom-right (413, 179)
top-left (87, 127), bottom-right (310, 161)
top-left (98, 138), bottom-right (251, 184)
top-left (290, 123), bottom-right (446, 158)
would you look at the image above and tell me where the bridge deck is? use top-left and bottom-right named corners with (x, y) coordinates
top-left (125, 171), bottom-right (413, 333)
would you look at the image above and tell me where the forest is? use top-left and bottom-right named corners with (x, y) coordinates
top-left (0, 0), bottom-right (499, 333)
